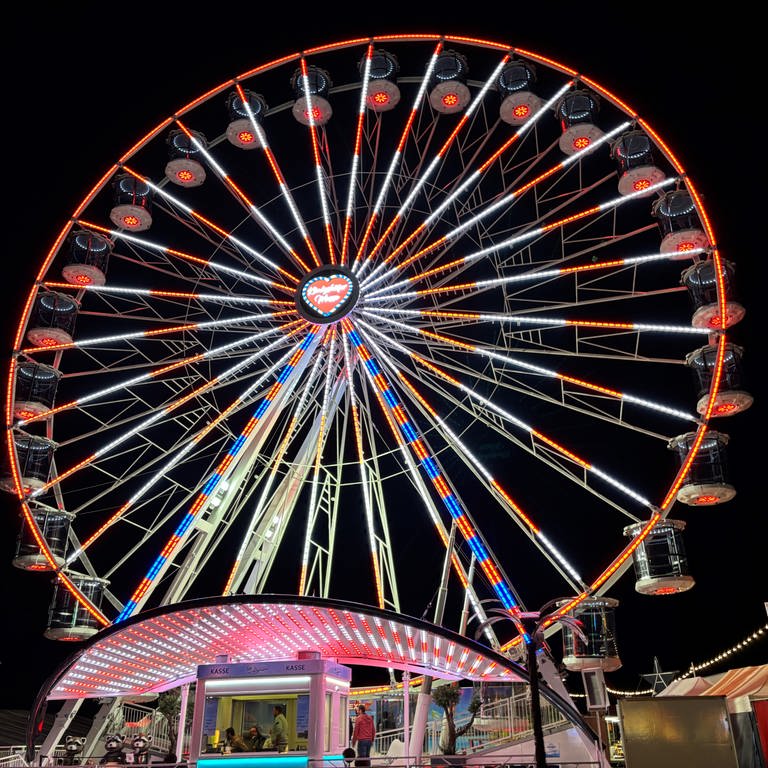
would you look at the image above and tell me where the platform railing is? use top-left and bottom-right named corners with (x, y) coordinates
top-left (372, 687), bottom-right (570, 758)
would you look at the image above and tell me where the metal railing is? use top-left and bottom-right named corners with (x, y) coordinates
top-left (312, 758), bottom-right (601, 768)
top-left (372, 688), bottom-right (570, 758)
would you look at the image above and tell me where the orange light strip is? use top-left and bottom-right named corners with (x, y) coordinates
top-left (299, 58), bottom-right (335, 266)
top-left (121, 166), bottom-right (303, 283)
top-left (20, 309), bottom-right (298, 357)
top-left (358, 336), bottom-right (469, 591)
top-left (119, 329), bottom-right (319, 621)
top-left (372, 127), bottom-right (567, 279)
top-left (341, 43), bottom-right (374, 266)
top-left (179, 120), bottom-right (317, 273)
top-left (31, 326), bottom-right (304, 498)
top-left (298, 328), bottom-right (338, 596)
top-left (396, 369), bottom-right (540, 537)
top-left (71, 323), bottom-right (308, 558)
top-left (363, 54), bottom-right (511, 269)
top-left (352, 40), bottom-right (444, 270)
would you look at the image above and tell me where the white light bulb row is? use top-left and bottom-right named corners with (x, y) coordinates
top-left (601, 623), bottom-right (767, 698)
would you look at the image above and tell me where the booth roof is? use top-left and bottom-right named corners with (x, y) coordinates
top-left (658, 665), bottom-right (768, 701)
top-left (42, 595), bottom-right (529, 701)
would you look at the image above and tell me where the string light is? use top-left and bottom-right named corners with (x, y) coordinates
top-left (580, 623), bottom-right (767, 698)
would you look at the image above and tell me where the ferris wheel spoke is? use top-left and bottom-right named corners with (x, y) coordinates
top-left (365, 328), bottom-right (587, 594)
top-left (358, 53), bottom-right (512, 279)
top-left (174, 118), bottom-right (317, 273)
top-left (222, 338), bottom-right (329, 595)
top-left (366, 245), bottom-right (706, 305)
top-left (352, 41), bottom-right (444, 272)
top-left (295, 58), bottom-right (337, 265)
top-left (230, 83), bottom-right (326, 268)
top-left (75, 217), bottom-right (295, 296)
top-left (360, 79), bottom-right (582, 291)
top-left (65, 339), bottom-right (315, 566)
top-left (123, 164), bottom-right (304, 284)
top-left (366, 176), bottom-right (678, 306)
top-left (339, 43), bottom-right (375, 266)
top-left (357, 316), bottom-right (656, 517)
top-left (359, 311), bottom-right (697, 431)
top-left (28, 328), bottom-right (306, 502)
top-left (344, 319), bottom-right (528, 637)
top-left (115, 327), bottom-right (321, 621)
top-left (341, 331), bottom-right (386, 607)
top-left (298, 329), bottom-right (341, 595)
top-left (349, 326), bottom-right (503, 644)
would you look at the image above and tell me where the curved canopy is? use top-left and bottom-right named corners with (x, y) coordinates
top-left (44, 595), bottom-right (530, 701)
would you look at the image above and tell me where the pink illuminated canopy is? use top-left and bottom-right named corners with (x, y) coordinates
top-left (46, 595), bottom-right (528, 700)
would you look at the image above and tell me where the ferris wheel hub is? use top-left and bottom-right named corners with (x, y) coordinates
top-left (296, 264), bottom-right (359, 324)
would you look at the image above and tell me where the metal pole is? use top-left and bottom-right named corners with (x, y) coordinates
top-left (176, 683), bottom-right (190, 762)
top-left (524, 629), bottom-right (546, 768)
top-left (402, 670), bottom-right (411, 768)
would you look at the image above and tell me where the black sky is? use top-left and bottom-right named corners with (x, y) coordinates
top-left (1, 6), bottom-right (764, 709)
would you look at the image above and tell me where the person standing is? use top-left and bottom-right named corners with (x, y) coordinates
top-left (270, 705), bottom-right (289, 753)
top-left (351, 704), bottom-right (376, 766)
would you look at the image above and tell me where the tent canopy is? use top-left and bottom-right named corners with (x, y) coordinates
top-left (658, 665), bottom-right (768, 701)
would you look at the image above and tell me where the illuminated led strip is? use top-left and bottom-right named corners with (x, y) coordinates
top-left (359, 313), bottom-right (695, 423)
top-left (357, 316), bottom-right (653, 509)
top-left (357, 53), bottom-right (511, 277)
top-left (175, 120), bottom-right (314, 273)
top-left (18, 321), bottom-right (301, 426)
top-left (361, 327), bottom-right (585, 625)
top-left (299, 329), bottom-right (339, 595)
top-left (41, 281), bottom-right (290, 307)
top-left (70, 330), bottom-right (307, 562)
top-left (367, 245), bottom-right (705, 300)
top-left (76, 218), bottom-right (293, 292)
top-left (21, 309), bottom-right (295, 355)
top-left (121, 166), bottom-right (301, 283)
top-left (363, 304), bottom-right (707, 339)
top-left (30, 329), bottom-right (305, 500)
top-left (361, 119), bottom-right (631, 291)
top-left (365, 176), bottom-right (677, 301)
top-left (12, 502), bottom-right (110, 627)
top-left (342, 332), bottom-right (385, 607)
top-left (360, 361), bottom-right (494, 641)
top-left (382, 359), bottom-right (585, 589)
top-left (116, 328), bottom-right (319, 622)
top-left (362, 78), bottom-right (574, 282)
top-left (299, 58), bottom-right (335, 265)
top-left (341, 44), bottom-right (374, 266)
top-left (233, 83), bottom-right (321, 268)
top-left (222, 341), bottom-right (327, 596)
top-left (366, 376), bottom-right (466, 576)
top-left (342, 318), bottom-right (527, 641)
top-left (358, 327), bottom-right (540, 623)
top-left (351, 41), bottom-right (443, 271)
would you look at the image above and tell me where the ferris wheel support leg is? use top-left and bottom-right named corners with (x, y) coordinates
top-left (409, 691), bottom-right (432, 758)
top-left (79, 698), bottom-right (122, 759)
top-left (36, 698), bottom-right (83, 765)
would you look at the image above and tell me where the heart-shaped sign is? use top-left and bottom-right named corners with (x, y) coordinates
top-left (301, 274), bottom-right (354, 317)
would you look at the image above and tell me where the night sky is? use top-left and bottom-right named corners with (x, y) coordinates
top-left (1, 5), bottom-right (764, 711)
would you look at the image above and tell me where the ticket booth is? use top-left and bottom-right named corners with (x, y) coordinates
top-left (190, 654), bottom-right (351, 767)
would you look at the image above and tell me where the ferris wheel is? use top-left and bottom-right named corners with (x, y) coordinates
top-left (4, 34), bottom-right (750, 660)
